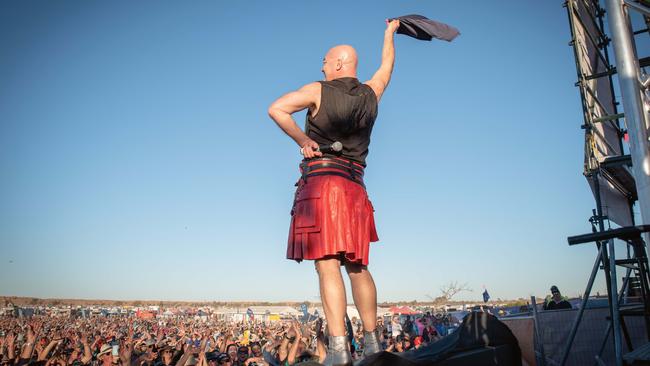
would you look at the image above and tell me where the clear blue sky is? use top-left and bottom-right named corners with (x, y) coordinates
top-left (0, 0), bottom-right (635, 303)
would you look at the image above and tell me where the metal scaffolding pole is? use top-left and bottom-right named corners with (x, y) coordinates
top-left (608, 239), bottom-right (623, 366)
top-left (605, 0), bottom-right (650, 242)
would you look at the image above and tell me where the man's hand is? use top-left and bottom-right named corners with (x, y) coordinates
top-left (293, 322), bottom-right (302, 339)
top-left (300, 140), bottom-right (322, 159)
top-left (386, 19), bottom-right (400, 33)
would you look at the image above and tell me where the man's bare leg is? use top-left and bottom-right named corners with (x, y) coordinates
top-left (345, 262), bottom-right (377, 331)
top-left (345, 262), bottom-right (381, 356)
top-left (316, 257), bottom-right (352, 365)
top-left (315, 257), bottom-right (347, 336)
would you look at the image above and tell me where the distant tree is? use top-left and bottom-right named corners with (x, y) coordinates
top-left (439, 281), bottom-right (472, 302)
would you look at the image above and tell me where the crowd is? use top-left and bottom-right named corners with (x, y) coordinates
top-left (0, 312), bottom-right (454, 366)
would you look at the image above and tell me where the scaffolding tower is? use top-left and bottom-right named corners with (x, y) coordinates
top-left (564, 0), bottom-right (650, 365)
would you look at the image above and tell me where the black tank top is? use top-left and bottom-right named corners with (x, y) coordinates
top-left (305, 77), bottom-right (378, 167)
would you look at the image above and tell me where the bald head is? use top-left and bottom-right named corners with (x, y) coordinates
top-left (321, 44), bottom-right (358, 80)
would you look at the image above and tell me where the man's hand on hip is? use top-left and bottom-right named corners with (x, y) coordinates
top-left (300, 140), bottom-right (322, 159)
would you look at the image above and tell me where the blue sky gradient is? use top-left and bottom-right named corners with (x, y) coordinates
top-left (1, 0), bottom-right (636, 302)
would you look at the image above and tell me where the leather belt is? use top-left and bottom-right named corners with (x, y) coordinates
top-left (299, 158), bottom-right (366, 188)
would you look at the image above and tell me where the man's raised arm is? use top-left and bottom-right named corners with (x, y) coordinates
top-left (365, 19), bottom-right (399, 102)
top-left (267, 82), bottom-right (322, 158)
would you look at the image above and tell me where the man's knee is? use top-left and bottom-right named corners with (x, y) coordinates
top-left (315, 256), bottom-right (342, 275)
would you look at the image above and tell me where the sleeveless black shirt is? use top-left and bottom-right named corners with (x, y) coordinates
top-left (305, 77), bottom-right (378, 167)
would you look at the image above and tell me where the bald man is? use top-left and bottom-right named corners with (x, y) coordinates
top-left (268, 20), bottom-right (399, 365)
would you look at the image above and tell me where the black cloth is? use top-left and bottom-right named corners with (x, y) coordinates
top-left (544, 299), bottom-right (572, 310)
top-left (390, 14), bottom-right (460, 42)
top-left (305, 77), bottom-right (378, 167)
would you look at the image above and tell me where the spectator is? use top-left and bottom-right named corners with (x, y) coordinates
top-left (420, 320), bottom-right (439, 344)
top-left (401, 334), bottom-right (412, 352)
top-left (235, 346), bottom-right (248, 365)
top-left (389, 316), bottom-right (402, 339)
top-left (224, 345), bottom-right (237, 366)
top-left (543, 286), bottom-right (572, 311)
top-left (403, 316), bottom-right (414, 337)
top-left (412, 337), bottom-right (423, 350)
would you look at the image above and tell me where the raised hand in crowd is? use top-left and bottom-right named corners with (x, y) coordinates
top-left (286, 322), bottom-right (302, 366)
top-left (80, 333), bottom-right (92, 364)
top-left (118, 339), bottom-right (133, 366)
top-left (6, 331), bottom-right (16, 361)
top-left (39, 339), bottom-right (61, 361)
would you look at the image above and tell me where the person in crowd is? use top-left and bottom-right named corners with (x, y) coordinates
top-left (389, 316), bottom-right (402, 340)
top-left (543, 285), bottom-right (572, 310)
top-left (401, 334), bottom-right (412, 352)
top-left (402, 316), bottom-right (414, 337)
top-left (420, 319), bottom-right (440, 344)
top-left (412, 337), bottom-right (423, 350)
top-left (235, 346), bottom-right (249, 366)
top-left (223, 345), bottom-right (238, 366)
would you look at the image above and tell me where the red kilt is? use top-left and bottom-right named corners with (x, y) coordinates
top-left (287, 160), bottom-right (379, 266)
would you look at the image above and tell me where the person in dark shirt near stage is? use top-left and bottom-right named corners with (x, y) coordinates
top-left (544, 285), bottom-right (573, 310)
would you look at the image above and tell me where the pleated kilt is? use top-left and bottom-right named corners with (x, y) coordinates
top-left (287, 158), bottom-right (379, 266)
